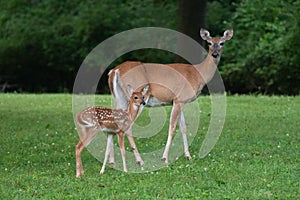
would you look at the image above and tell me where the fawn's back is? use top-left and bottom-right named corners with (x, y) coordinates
top-left (76, 106), bottom-right (131, 133)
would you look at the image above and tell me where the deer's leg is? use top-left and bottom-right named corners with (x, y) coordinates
top-left (76, 140), bottom-right (85, 178)
top-left (100, 134), bottom-right (113, 175)
top-left (76, 127), bottom-right (99, 177)
top-left (126, 127), bottom-right (144, 166)
top-left (162, 101), bottom-right (183, 163)
top-left (109, 138), bottom-right (115, 164)
top-left (118, 131), bottom-right (128, 172)
top-left (126, 101), bottom-right (145, 165)
top-left (178, 112), bottom-right (191, 160)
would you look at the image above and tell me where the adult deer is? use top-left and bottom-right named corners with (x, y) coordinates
top-left (108, 28), bottom-right (233, 163)
top-left (75, 70), bottom-right (149, 177)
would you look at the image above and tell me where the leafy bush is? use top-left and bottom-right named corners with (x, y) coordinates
top-left (1, 0), bottom-right (299, 94)
top-left (220, 0), bottom-right (300, 94)
top-left (0, 0), bottom-right (177, 92)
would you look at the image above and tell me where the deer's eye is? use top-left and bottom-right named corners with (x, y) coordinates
top-left (219, 42), bottom-right (224, 46)
top-left (134, 96), bottom-right (139, 100)
top-left (208, 42), bottom-right (213, 46)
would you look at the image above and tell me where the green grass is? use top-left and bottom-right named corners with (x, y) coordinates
top-left (0, 94), bottom-right (299, 199)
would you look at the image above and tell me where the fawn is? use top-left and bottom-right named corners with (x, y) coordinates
top-left (75, 70), bottom-right (149, 177)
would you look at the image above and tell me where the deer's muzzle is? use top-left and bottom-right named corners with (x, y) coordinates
top-left (212, 51), bottom-right (219, 58)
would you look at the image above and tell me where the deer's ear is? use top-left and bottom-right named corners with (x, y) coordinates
top-left (222, 29), bottom-right (233, 41)
top-left (200, 28), bottom-right (211, 41)
top-left (142, 84), bottom-right (149, 95)
top-left (127, 84), bottom-right (134, 96)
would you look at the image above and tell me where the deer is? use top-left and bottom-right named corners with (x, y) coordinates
top-left (108, 28), bottom-right (233, 164)
top-left (75, 69), bottom-right (149, 177)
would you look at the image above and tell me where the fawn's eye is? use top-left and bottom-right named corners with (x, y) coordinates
top-left (134, 96), bottom-right (139, 100)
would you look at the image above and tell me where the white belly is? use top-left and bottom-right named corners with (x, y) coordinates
top-left (146, 97), bottom-right (170, 107)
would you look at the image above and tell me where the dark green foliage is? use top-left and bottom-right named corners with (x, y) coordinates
top-left (218, 0), bottom-right (300, 94)
top-left (0, 0), bottom-right (299, 94)
top-left (0, 0), bottom-right (177, 93)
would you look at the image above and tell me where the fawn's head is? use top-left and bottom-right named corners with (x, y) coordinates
top-left (127, 84), bottom-right (149, 110)
top-left (200, 28), bottom-right (233, 61)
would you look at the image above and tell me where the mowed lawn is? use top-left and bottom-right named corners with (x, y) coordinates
top-left (0, 94), bottom-right (299, 199)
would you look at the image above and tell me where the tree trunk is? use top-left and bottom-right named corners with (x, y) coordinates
top-left (176, 0), bottom-right (207, 63)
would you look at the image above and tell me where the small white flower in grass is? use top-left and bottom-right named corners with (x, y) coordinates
top-left (203, 167), bottom-right (208, 172)
top-left (5, 168), bottom-right (8, 171)
top-left (52, 143), bottom-right (55, 146)
top-left (277, 145), bottom-right (280, 148)
top-left (68, 163), bottom-right (71, 166)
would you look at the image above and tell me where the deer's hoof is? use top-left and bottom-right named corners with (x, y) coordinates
top-left (100, 169), bottom-right (105, 175)
top-left (161, 157), bottom-right (168, 163)
top-left (137, 160), bottom-right (144, 166)
top-left (185, 151), bottom-right (192, 160)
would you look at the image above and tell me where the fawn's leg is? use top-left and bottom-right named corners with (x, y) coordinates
top-left (126, 127), bottom-right (144, 165)
top-left (75, 127), bottom-right (98, 177)
top-left (109, 138), bottom-right (115, 164)
top-left (100, 134), bottom-right (113, 174)
top-left (118, 131), bottom-right (128, 172)
top-left (76, 140), bottom-right (85, 178)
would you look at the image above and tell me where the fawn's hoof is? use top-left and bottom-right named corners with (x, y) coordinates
top-left (184, 151), bottom-right (192, 160)
top-left (161, 157), bottom-right (168, 163)
top-left (137, 160), bottom-right (144, 166)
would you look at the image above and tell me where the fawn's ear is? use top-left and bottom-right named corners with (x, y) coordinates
top-left (127, 84), bottom-right (134, 96)
top-left (222, 29), bottom-right (234, 41)
top-left (200, 28), bottom-right (212, 41)
top-left (142, 84), bottom-right (149, 96)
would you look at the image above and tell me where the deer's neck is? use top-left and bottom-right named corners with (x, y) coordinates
top-left (127, 103), bottom-right (140, 123)
top-left (194, 53), bottom-right (219, 84)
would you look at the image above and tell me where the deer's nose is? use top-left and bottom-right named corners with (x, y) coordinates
top-left (212, 51), bottom-right (219, 58)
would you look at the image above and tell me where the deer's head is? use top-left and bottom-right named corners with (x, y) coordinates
top-left (200, 28), bottom-right (233, 61)
top-left (127, 84), bottom-right (149, 109)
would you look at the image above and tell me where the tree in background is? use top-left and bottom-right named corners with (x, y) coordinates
top-left (0, 0), bottom-right (299, 94)
top-left (175, 0), bottom-right (207, 63)
top-left (220, 0), bottom-right (300, 94)
top-left (0, 0), bottom-right (178, 93)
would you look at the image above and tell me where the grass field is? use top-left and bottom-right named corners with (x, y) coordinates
top-left (0, 94), bottom-right (299, 199)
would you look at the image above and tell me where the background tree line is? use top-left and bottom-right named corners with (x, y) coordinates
top-left (0, 0), bottom-right (299, 94)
